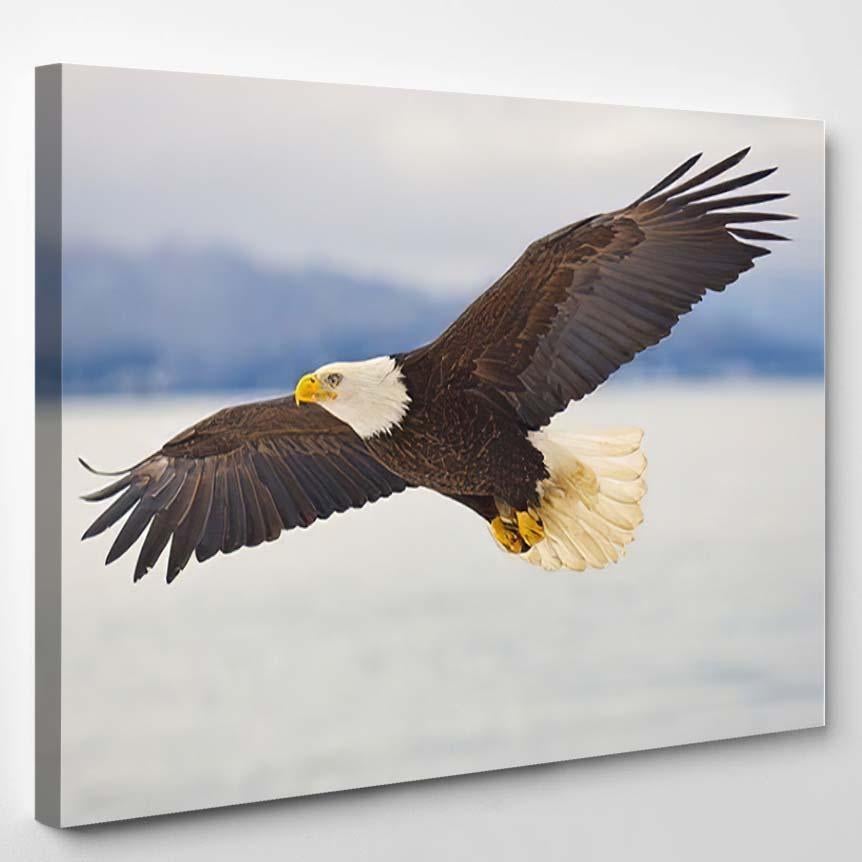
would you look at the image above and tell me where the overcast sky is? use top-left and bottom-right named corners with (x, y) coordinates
top-left (62, 65), bottom-right (824, 297)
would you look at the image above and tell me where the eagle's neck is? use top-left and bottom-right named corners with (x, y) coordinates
top-left (320, 355), bottom-right (411, 439)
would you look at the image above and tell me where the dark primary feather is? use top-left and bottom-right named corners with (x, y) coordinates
top-left (81, 396), bottom-right (410, 582)
top-left (409, 147), bottom-right (793, 429)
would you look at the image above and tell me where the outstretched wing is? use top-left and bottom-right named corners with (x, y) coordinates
top-left (416, 148), bottom-right (793, 429)
top-left (81, 396), bottom-right (410, 582)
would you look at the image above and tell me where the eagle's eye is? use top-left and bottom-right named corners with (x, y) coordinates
top-left (325, 373), bottom-right (342, 387)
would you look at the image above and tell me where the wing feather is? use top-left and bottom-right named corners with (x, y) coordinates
top-left (223, 459), bottom-right (247, 554)
top-left (81, 484), bottom-right (144, 540)
top-left (410, 149), bottom-right (792, 428)
top-left (166, 460), bottom-right (211, 583)
top-left (195, 464), bottom-right (228, 563)
top-left (235, 462), bottom-right (266, 550)
top-left (82, 397), bottom-right (410, 581)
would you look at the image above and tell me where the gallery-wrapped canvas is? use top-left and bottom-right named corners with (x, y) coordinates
top-left (35, 64), bottom-right (825, 826)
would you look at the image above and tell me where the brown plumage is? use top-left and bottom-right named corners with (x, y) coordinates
top-left (82, 148), bottom-right (792, 579)
top-left (405, 147), bottom-right (790, 429)
top-left (81, 398), bottom-right (409, 583)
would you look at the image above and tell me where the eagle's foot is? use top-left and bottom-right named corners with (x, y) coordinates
top-left (490, 516), bottom-right (526, 554)
top-left (516, 510), bottom-right (545, 547)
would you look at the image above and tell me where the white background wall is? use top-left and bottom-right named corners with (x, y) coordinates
top-left (0, 1), bottom-right (856, 858)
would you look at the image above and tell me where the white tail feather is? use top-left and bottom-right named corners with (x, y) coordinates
top-left (520, 428), bottom-right (647, 571)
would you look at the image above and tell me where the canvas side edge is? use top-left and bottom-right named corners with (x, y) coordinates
top-left (35, 63), bottom-right (63, 829)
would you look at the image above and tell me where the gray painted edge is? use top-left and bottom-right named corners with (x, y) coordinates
top-left (35, 62), bottom-right (63, 829)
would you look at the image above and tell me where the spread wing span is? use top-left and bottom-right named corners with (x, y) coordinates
top-left (81, 397), bottom-right (410, 582)
top-left (423, 147), bottom-right (793, 428)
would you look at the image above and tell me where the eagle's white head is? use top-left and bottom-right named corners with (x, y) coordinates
top-left (294, 355), bottom-right (411, 439)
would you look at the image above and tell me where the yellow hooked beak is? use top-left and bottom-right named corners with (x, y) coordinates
top-left (294, 373), bottom-right (336, 405)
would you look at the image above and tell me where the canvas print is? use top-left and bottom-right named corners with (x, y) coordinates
top-left (35, 64), bottom-right (825, 826)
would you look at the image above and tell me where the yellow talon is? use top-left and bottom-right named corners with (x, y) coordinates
top-left (516, 510), bottom-right (545, 546)
top-left (490, 516), bottom-right (525, 554)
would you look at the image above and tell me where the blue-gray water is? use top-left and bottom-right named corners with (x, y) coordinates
top-left (59, 381), bottom-right (824, 825)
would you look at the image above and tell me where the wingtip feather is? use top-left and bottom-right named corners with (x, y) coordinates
top-left (79, 456), bottom-right (127, 477)
top-left (81, 523), bottom-right (102, 541)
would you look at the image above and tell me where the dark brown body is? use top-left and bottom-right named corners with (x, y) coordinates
top-left (365, 356), bottom-right (548, 512)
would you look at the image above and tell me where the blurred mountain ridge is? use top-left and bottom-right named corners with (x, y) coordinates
top-left (60, 243), bottom-right (824, 395)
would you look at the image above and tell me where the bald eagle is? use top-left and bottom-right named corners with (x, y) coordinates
top-left (81, 148), bottom-right (791, 581)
